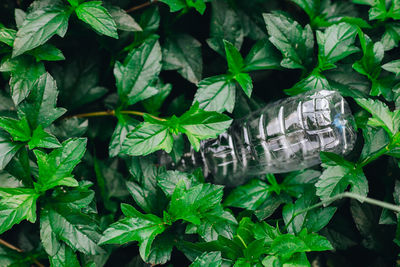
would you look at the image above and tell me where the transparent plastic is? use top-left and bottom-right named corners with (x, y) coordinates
top-left (162, 90), bottom-right (357, 185)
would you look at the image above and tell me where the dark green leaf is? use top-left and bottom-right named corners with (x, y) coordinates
top-left (207, 0), bottom-right (243, 55)
top-left (12, 4), bottom-right (70, 57)
top-left (75, 1), bottom-right (118, 39)
top-left (0, 187), bottom-right (39, 234)
top-left (115, 35), bottom-right (161, 105)
top-left (263, 12), bottom-right (314, 69)
top-left (224, 40), bottom-right (244, 75)
top-left (190, 251), bottom-right (222, 267)
top-left (142, 80), bottom-right (172, 115)
top-left (29, 43), bottom-right (65, 62)
top-left (18, 73), bottom-right (66, 129)
top-left (0, 131), bottom-right (23, 170)
top-left (109, 114), bottom-right (139, 157)
top-left (224, 179), bottom-right (271, 210)
top-left (317, 22), bottom-right (359, 69)
top-left (316, 152), bottom-right (368, 202)
top-left (107, 5), bottom-right (142, 32)
top-left (163, 34), bottom-right (202, 84)
top-left (382, 59), bottom-right (400, 76)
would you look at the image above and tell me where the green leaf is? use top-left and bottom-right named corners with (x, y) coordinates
top-left (263, 12), bottom-right (314, 69)
top-left (169, 182), bottom-right (224, 225)
top-left (206, 0), bottom-right (243, 56)
top-left (315, 152), bottom-right (368, 202)
top-left (114, 35), bottom-right (161, 105)
top-left (12, 4), bottom-right (70, 57)
top-left (224, 179), bottom-right (271, 210)
top-left (29, 43), bottom-right (65, 62)
top-left (18, 73), bottom-right (66, 129)
top-left (382, 59), bottom-right (400, 77)
top-left (162, 34), bottom-right (202, 84)
top-left (381, 22), bottom-right (400, 51)
top-left (99, 204), bottom-right (167, 261)
top-left (142, 80), bottom-right (172, 115)
top-left (50, 243), bottom-right (81, 267)
top-left (146, 231), bottom-right (174, 265)
top-left (283, 189), bottom-right (337, 234)
top-left (0, 25), bottom-right (16, 46)
top-left (352, 33), bottom-right (384, 83)
top-left (75, 1), bottom-right (118, 39)
top-left (34, 138), bottom-right (87, 191)
top-left (317, 22), bottom-right (359, 69)
top-left (109, 114), bottom-right (139, 157)
top-left (243, 39), bottom-right (281, 72)
top-left (0, 187), bottom-right (39, 234)
top-left (0, 131), bottom-right (23, 170)
top-left (0, 56), bottom-right (46, 105)
top-left (355, 98), bottom-right (400, 137)
top-left (193, 75), bottom-right (236, 113)
top-left (284, 72), bottom-right (330, 96)
top-left (67, 0), bottom-right (79, 7)
top-left (28, 125), bottom-right (61, 149)
top-left (44, 204), bottom-right (104, 255)
top-left (187, 206), bottom-right (237, 242)
top-left (0, 116), bottom-right (31, 142)
top-left (157, 170), bottom-right (200, 198)
top-left (190, 252), bottom-right (222, 267)
top-left (234, 73), bottom-right (253, 98)
top-left (178, 103), bottom-right (232, 150)
top-left (106, 4), bottom-right (142, 32)
top-left (121, 122), bottom-right (173, 156)
top-left (224, 40), bottom-right (244, 75)
top-left (159, 0), bottom-right (206, 14)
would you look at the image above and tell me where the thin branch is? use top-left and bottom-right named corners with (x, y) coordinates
top-left (284, 192), bottom-right (400, 231)
top-left (126, 0), bottom-right (158, 13)
top-left (0, 238), bottom-right (45, 267)
top-left (66, 109), bottom-right (166, 121)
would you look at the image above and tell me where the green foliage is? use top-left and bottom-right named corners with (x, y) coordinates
top-left (0, 0), bottom-right (399, 266)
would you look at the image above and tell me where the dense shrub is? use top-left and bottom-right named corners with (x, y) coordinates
top-left (0, 0), bottom-right (400, 266)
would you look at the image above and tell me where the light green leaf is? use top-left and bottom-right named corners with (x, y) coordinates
top-left (243, 39), bottom-right (281, 72)
top-left (193, 75), bottom-right (236, 113)
top-left (224, 40), bottom-right (244, 75)
top-left (99, 204), bottom-right (167, 261)
top-left (115, 35), bottom-right (161, 105)
top-left (169, 182), bottom-right (224, 225)
top-left (34, 138), bottom-right (87, 191)
top-left (0, 25), bottom-right (16, 47)
top-left (224, 179), bottom-right (271, 210)
top-left (12, 5), bottom-right (70, 57)
top-left (121, 122), bottom-right (173, 156)
top-left (0, 187), bottom-right (39, 234)
top-left (0, 116), bottom-right (31, 142)
top-left (234, 73), bottom-right (253, 98)
top-left (163, 34), bottom-right (202, 84)
top-left (263, 12), bottom-right (314, 69)
top-left (29, 43), bottom-right (65, 62)
top-left (75, 1), bottom-right (118, 39)
top-left (28, 125), bottom-right (61, 149)
top-left (178, 103), bottom-right (232, 150)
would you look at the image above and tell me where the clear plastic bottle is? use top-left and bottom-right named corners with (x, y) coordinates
top-left (162, 90), bottom-right (357, 185)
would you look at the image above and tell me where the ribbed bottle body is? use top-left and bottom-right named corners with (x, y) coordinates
top-left (162, 90), bottom-right (357, 185)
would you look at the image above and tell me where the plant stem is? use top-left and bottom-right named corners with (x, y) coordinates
top-left (126, 0), bottom-right (158, 13)
top-left (67, 110), bottom-right (166, 121)
top-left (284, 192), bottom-right (400, 231)
top-left (0, 238), bottom-right (45, 267)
